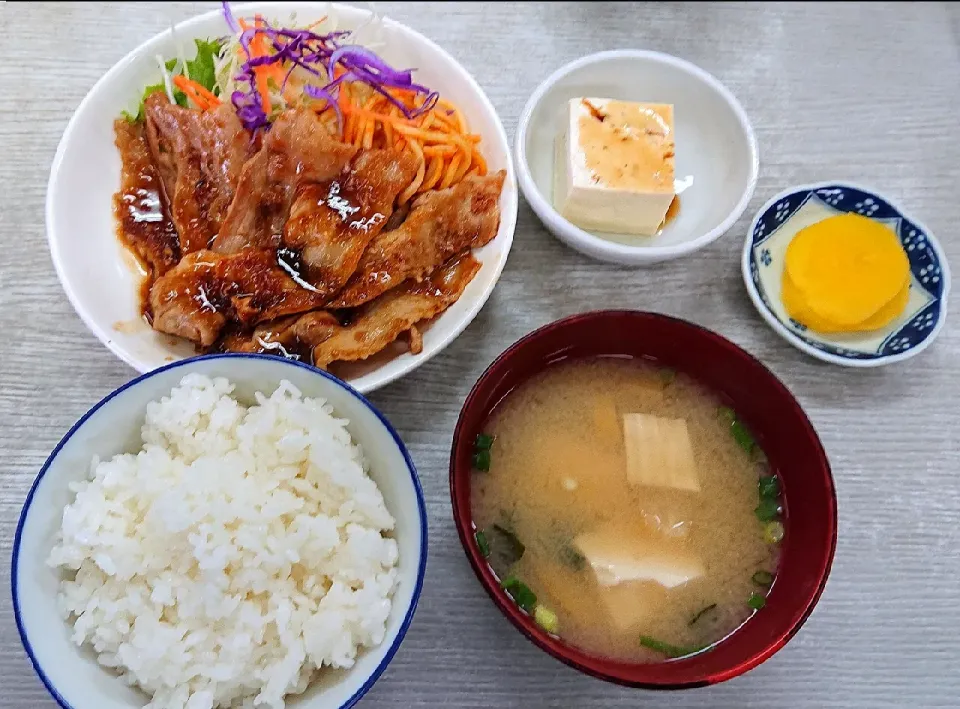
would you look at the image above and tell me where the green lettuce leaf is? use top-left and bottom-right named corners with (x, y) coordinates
top-left (124, 39), bottom-right (222, 122)
top-left (186, 38), bottom-right (222, 94)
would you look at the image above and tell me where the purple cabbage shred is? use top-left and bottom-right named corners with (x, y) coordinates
top-left (220, 1), bottom-right (437, 133)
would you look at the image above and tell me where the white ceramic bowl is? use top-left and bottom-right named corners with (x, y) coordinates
top-left (13, 354), bottom-right (427, 709)
top-left (46, 1), bottom-right (517, 393)
top-left (742, 181), bottom-right (950, 367)
top-left (516, 50), bottom-right (758, 265)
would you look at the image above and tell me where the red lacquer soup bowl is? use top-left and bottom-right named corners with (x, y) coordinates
top-left (449, 311), bottom-right (837, 688)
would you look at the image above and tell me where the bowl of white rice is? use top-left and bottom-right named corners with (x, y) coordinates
top-left (12, 354), bottom-right (427, 709)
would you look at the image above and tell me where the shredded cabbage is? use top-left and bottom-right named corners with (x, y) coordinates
top-left (154, 54), bottom-right (176, 104)
top-left (127, 1), bottom-right (435, 136)
top-left (213, 1), bottom-right (434, 131)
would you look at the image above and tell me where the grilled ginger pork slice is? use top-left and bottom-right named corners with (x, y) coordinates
top-left (312, 252), bottom-right (481, 368)
top-left (149, 249), bottom-right (327, 347)
top-left (213, 109), bottom-right (358, 254)
top-left (113, 119), bottom-right (181, 275)
top-left (215, 312), bottom-right (341, 359)
top-left (283, 148), bottom-right (418, 295)
top-left (326, 171), bottom-right (505, 308)
top-left (143, 93), bottom-right (252, 254)
top-left (214, 253), bottom-right (481, 367)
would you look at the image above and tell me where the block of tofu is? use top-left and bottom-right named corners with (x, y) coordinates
top-left (553, 97), bottom-right (676, 236)
top-left (622, 413), bottom-right (700, 492)
top-left (525, 554), bottom-right (667, 632)
top-left (575, 525), bottom-right (704, 590)
top-left (595, 581), bottom-right (670, 632)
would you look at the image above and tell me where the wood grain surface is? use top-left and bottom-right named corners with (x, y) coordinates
top-left (1, 2), bottom-right (959, 707)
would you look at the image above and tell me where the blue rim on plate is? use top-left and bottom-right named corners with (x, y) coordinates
top-left (741, 181), bottom-right (950, 367)
top-left (11, 353), bottom-right (428, 709)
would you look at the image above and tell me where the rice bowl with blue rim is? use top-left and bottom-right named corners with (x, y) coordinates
top-left (13, 354), bottom-right (427, 709)
top-left (741, 181), bottom-right (949, 367)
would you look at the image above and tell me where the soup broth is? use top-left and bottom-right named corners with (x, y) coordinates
top-left (470, 358), bottom-right (781, 662)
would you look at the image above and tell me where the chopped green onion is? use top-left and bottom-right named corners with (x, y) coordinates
top-left (659, 368), bottom-right (676, 385)
top-left (559, 545), bottom-right (586, 571)
top-left (755, 498), bottom-right (780, 522)
top-left (472, 449), bottom-right (491, 472)
top-left (763, 520), bottom-right (785, 544)
top-left (731, 419), bottom-right (756, 454)
top-left (748, 592), bottom-right (767, 610)
top-left (475, 530), bottom-right (490, 558)
top-left (534, 604), bottom-right (559, 633)
top-left (718, 407), bottom-right (756, 453)
top-left (639, 636), bottom-right (703, 658)
top-left (688, 603), bottom-right (717, 626)
top-left (758, 475), bottom-right (780, 499)
top-left (501, 576), bottom-right (537, 613)
top-left (751, 570), bottom-right (774, 587)
top-left (475, 433), bottom-right (495, 451)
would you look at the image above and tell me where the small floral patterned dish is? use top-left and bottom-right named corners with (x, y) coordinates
top-left (742, 182), bottom-right (949, 367)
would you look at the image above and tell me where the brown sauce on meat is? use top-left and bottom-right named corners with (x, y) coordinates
top-left (111, 108), bottom-right (500, 368)
top-left (263, 333), bottom-right (318, 364)
top-left (113, 119), bottom-right (181, 321)
top-left (275, 246), bottom-right (308, 283)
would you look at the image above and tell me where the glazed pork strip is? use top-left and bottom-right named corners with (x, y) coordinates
top-left (326, 170), bottom-right (505, 309)
top-left (215, 252), bottom-right (481, 367)
top-left (312, 252), bottom-right (481, 368)
top-left (282, 148), bottom-right (419, 294)
top-left (213, 109), bottom-right (358, 254)
top-left (149, 249), bottom-right (327, 347)
top-left (216, 311), bottom-right (340, 358)
top-left (143, 93), bottom-right (253, 254)
top-left (113, 119), bottom-right (181, 275)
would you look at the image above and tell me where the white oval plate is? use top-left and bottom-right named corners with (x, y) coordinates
top-left (46, 2), bottom-right (517, 393)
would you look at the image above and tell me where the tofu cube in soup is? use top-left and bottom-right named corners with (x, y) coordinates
top-left (575, 525), bottom-right (704, 589)
top-left (622, 413), bottom-right (700, 492)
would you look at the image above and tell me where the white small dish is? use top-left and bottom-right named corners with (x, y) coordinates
top-left (46, 2), bottom-right (517, 393)
top-left (13, 354), bottom-right (427, 709)
top-left (742, 181), bottom-right (950, 367)
top-left (515, 50), bottom-right (758, 266)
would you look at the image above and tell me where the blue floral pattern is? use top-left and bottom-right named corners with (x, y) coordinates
top-left (747, 184), bottom-right (947, 362)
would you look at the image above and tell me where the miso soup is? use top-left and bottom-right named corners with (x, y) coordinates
top-left (469, 358), bottom-right (783, 661)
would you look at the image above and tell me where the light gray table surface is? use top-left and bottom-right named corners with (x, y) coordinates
top-left (2, 2), bottom-right (959, 707)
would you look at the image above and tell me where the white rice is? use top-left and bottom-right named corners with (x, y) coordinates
top-left (48, 374), bottom-right (398, 709)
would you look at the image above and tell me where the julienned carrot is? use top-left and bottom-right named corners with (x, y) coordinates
top-left (399, 140), bottom-right (426, 203)
top-left (340, 104), bottom-right (414, 128)
top-left (470, 147), bottom-right (487, 175)
top-left (240, 15), bottom-right (284, 114)
top-left (440, 153), bottom-right (462, 190)
top-left (173, 75), bottom-right (220, 110)
top-left (382, 112), bottom-right (395, 145)
top-left (312, 76), bottom-right (486, 198)
top-left (421, 155), bottom-right (444, 191)
top-left (172, 76), bottom-right (208, 109)
top-left (423, 144), bottom-right (456, 156)
top-left (255, 71), bottom-right (272, 115)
